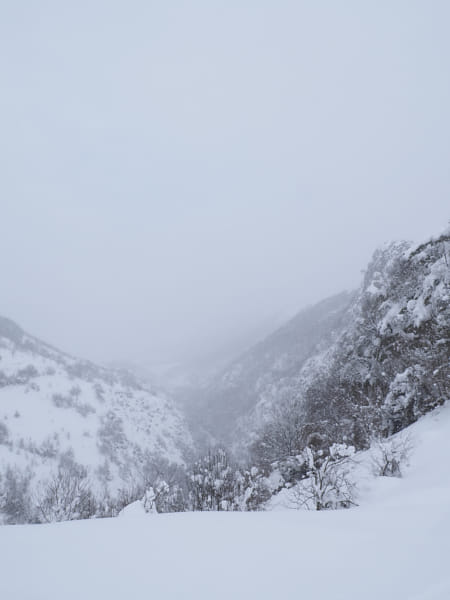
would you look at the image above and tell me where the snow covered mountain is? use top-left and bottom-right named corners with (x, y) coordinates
top-left (183, 290), bottom-right (354, 442)
top-left (0, 225), bottom-right (447, 525)
top-left (0, 316), bottom-right (193, 511)
top-left (187, 227), bottom-right (450, 454)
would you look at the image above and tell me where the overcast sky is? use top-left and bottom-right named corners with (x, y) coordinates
top-left (1, 1), bottom-right (449, 368)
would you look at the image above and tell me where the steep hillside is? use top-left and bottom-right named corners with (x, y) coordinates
top-left (187, 290), bottom-right (354, 442)
top-left (188, 227), bottom-right (449, 457)
top-left (296, 228), bottom-right (450, 450)
top-left (0, 317), bottom-right (193, 516)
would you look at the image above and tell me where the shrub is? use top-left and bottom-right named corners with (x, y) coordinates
top-left (0, 467), bottom-right (32, 524)
top-left (35, 453), bottom-right (96, 523)
top-left (371, 433), bottom-right (413, 478)
top-left (291, 444), bottom-right (357, 511)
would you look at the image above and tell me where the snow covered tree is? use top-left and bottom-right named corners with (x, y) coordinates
top-left (35, 454), bottom-right (96, 523)
top-left (292, 444), bottom-right (356, 511)
top-left (233, 466), bottom-right (272, 511)
top-left (187, 448), bottom-right (241, 511)
top-left (138, 455), bottom-right (189, 513)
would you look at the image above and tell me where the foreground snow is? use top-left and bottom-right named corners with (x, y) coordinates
top-left (1, 405), bottom-right (450, 600)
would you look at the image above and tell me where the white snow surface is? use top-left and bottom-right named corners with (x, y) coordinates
top-left (1, 403), bottom-right (450, 600)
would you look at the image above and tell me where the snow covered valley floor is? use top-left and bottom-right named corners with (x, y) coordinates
top-left (1, 404), bottom-right (450, 600)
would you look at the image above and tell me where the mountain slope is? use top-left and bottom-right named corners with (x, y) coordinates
top-left (188, 290), bottom-right (354, 442)
top-left (0, 317), bottom-right (193, 512)
top-left (187, 227), bottom-right (450, 455)
top-left (297, 228), bottom-right (450, 449)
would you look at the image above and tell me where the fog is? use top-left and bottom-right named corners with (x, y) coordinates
top-left (1, 1), bottom-right (449, 370)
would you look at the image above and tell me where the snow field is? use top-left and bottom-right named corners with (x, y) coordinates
top-left (1, 403), bottom-right (449, 600)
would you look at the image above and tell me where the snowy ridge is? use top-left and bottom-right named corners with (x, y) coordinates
top-left (0, 317), bottom-right (193, 505)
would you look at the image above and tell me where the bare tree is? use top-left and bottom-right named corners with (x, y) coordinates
top-left (35, 467), bottom-right (96, 523)
top-left (250, 395), bottom-right (306, 468)
top-left (371, 432), bottom-right (413, 478)
top-left (291, 444), bottom-right (357, 511)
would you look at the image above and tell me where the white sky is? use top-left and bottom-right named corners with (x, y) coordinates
top-left (1, 1), bottom-right (449, 366)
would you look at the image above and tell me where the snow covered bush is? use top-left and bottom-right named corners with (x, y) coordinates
top-left (0, 466), bottom-right (33, 524)
top-left (234, 467), bottom-right (272, 511)
top-left (112, 452), bottom-right (274, 514)
top-left (139, 480), bottom-right (187, 514)
top-left (138, 455), bottom-right (189, 513)
top-left (153, 479), bottom-right (187, 513)
top-left (187, 448), bottom-right (240, 511)
top-left (382, 366), bottom-right (444, 435)
top-left (292, 444), bottom-right (356, 511)
top-left (141, 487), bottom-right (158, 513)
top-left (270, 454), bottom-right (307, 486)
top-left (371, 433), bottom-right (413, 478)
top-left (35, 456), bottom-right (96, 523)
top-left (103, 456), bottom-right (190, 516)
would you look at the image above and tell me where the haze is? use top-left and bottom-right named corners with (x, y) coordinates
top-left (1, 1), bottom-right (449, 370)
